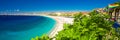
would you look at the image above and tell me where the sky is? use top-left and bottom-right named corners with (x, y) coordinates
top-left (0, 0), bottom-right (118, 12)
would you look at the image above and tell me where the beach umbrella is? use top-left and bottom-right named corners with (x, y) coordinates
top-left (108, 4), bottom-right (119, 8)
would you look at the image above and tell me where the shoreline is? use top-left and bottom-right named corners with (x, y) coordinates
top-left (47, 16), bottom-right (64, 38)
top-left (44, 15), bottom-right (74, 38)
top-left (0, 14), bottom-right (73, 38)
top-left (41, 15), bottom-right (64, 38)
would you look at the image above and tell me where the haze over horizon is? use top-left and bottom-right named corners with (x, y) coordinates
top-left (0, 0), bottom-right (118, 12)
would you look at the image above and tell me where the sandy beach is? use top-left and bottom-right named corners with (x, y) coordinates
top-left (44, 16), bottom-right (74, 38)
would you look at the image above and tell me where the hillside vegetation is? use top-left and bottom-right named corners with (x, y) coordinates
top-left (32, 10), bottom-right (120, 40)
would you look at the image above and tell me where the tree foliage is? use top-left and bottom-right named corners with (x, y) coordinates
top-left (32, 11), bottom-right (120, 40)
top-left (55, 11), bottom-right (120, 40)
top-left (31, 35), bottom-right (52, 40)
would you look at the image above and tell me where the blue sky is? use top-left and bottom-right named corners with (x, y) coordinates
top-left (0, 0), bottom-right (118, 12)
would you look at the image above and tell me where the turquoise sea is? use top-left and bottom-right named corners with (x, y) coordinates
top-left (0, 15), bottom-right (56, 40)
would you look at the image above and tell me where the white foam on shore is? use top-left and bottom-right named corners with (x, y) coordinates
top-left (45, 16), bottom-right (74, 38)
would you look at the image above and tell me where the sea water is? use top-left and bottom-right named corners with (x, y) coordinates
top-left (0, 15), bottom-right (56, 40)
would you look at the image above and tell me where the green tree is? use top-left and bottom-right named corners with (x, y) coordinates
top-left (32, 11), bottom-right (120, 40)
top-left (32, 10), bottom-right (120, 40)
top-left (31, 35), bottom-right (51, 40)
top-left (55, 11), bottom-right (119, 40)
